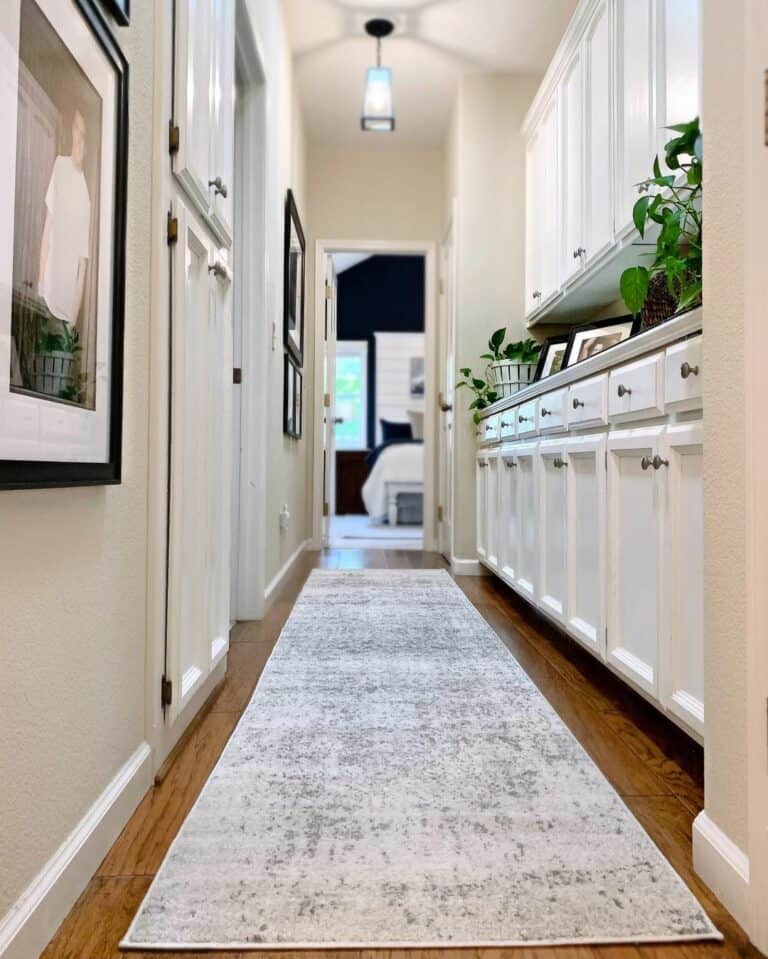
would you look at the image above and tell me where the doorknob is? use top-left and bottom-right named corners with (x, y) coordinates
top-left (440, 401), bottom-right (453, 412)
top-left (333, 417), bottom-right (344, 425)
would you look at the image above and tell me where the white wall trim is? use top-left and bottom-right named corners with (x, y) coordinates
top-left (264, 538), bottom-right (310, 609)
top-left (450, 556), bottom-right (486, 577)
top-left (0, 741), bottom-right (152, 959)
top-left (692, 811), bottom-right (751, 932)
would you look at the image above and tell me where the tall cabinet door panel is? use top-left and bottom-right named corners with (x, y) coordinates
top-left (173, 0), bottom-right (213, 219)
top-left (476, 455), bottom-right (489, 561)
top-left (525, 132), bottom-right (541, 316)
top-left (538, 97), bottom-right (560, 305)
top-left (538, 441), bottom-right (568, 623)
top-left (615, 0), bottom-right (655, 235)
top-left (485, 451), bottom-right (501, 571)
top-left (606, 427), bottom-right (665, 696)
top-left (657, 0), bottom-right (700, 169)
top-left (560, 50), bottom-right (584, 285)
top-left (584, 0), bottom-right (613, 264)
top-left (661, 422), bottom-right (704, 735)
top-left (499, 451), bottom-right (519, 585)
top-left (209, 0), bottom-right (235, 247)
top-left (515, 443), bottom-right (539, 601)
top-left (566, 435), bottom-right (607, 657)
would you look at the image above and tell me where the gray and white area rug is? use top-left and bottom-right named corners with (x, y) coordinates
top-left (122, 570), bottom-right (720, 951)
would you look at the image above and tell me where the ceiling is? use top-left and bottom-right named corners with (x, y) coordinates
top-left (285, 0), bottom-right (578, 150)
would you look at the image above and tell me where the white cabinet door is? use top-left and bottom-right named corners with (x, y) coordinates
top-left (209, 0), bottom-right (235, 247)
top-left (566, 435), bottom-right (607, 657)
top-left (499, 449), bottom-right (519, 586)
top-left (485, 450), bottom-right (501, 571)
top-left (515, 442), bottom-right (539, 602)
top-left (476, 455), bottom-right (489, 561)
top-left (525, 131), bottom-right (541, 315)
top-left (560, 49), bottom-right (585, 285)
top-left (656, 0), bottom-right (700, 168)
top-left (173, 0), bottom-right (213, 219)
top-left (615, 0), bottom-right (655, 236)
top-left (538, 440), bottom-right (569, 623)
top-left (539, 96), bottom-right (560, 305)
top-left (606, 426), bottom-right (665, 696)
top-left (660, 422), bottom-right (704, 735)
top-left (583, 0), bottom-right (613, 264)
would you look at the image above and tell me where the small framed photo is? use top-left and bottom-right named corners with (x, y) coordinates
top-left (564, 316), bottom-right (640, 369)
top-left (534, 335), bottom-right (570, 381)
top-left (0, 0), bottom-right (128, 490)
top-left (283, 354), bottom-right (302, 439)
top-left (283, 190), bottom-right (305, 366)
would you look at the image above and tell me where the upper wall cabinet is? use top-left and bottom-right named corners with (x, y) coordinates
top-left (523, 0), bottom-right (700, 324)
top-left (173, 0), bottom-right (235, 248)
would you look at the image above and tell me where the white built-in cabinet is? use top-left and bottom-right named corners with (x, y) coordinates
top-left (476, 320), bottom-right (704, 740)
top-left (523, 0), bottom-right (701, 321)
top-left (173, 0), bottom-right (235, 247)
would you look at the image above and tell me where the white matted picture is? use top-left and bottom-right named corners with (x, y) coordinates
top-left (534, 335), bottom-right (569, 381)
top-left (0, 0), bottom-right (127, 489)
top-left (564, 316), bottom-right (640, 369)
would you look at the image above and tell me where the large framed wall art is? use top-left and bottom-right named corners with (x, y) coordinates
top-left (0, 0), bottom-right (128, 489)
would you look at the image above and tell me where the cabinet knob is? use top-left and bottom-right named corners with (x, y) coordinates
top-left (680, 361), bottom-right (700, 379)
top-left (504, 458), bottom-right (518, 469)
top-left (209, 176), bottom-right (228, 198)
top-left (208, 260), bottom-right (229, 280)
top-left (553, 457), bottom-right (568, 469)
top-left (617, 384), bottom-right (632, 398)
top-left (641, 456), bottom-right (653, 471)
top-left (485, 424), bottom-right (493, 432)
top-left (652, 455), bottom-right (669, 470)
top-left (478, 461), bottom-right (489, 469)
top-left (475, 429), bottom-right (482, 437)
top-left (500, 420), bottom-right (510, 428)
top-left (572, 247), bottom-right (586, 260)
top-left (532, 290), bottom-right (542, 300)
top-left (572, 397), bottom-right (585, 409)
top-left (519, 415), bottom-right (530, 423)
top-left (541, 407), bottom-right (551, 417)
top-left (440, 401), bottom-right (453, 412)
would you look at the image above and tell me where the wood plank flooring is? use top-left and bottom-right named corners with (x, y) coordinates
top-left (42, 550), bottom-right (758, 959)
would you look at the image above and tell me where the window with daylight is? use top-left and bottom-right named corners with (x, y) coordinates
top-left (335, 341), bottom-right (368, 451)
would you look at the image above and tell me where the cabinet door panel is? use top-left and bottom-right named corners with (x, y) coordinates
top-left (607, 428), bottom-right (664, 696)
top-left (476, 456), bottom-right (488, 560)
top-left (173, 0), bottom-right (213, 219)
top-left (567, 435), bottom-right (606, 656)
top-left (525, 133), bottom-right (540, 315)
top-left (657, 0), bottom-right (700, 168)
top-left (539, 97), bottom-right (560, 303)
top-left (560, 50), bottom-right (584, 284)
top-left (538, 443), bottom-right (568, 622)
top-left (485, 452), bottom-right (500, 570)
top-left (499, 452), bottom-right (519, 584)
top-left (584, 0), bottom-right (613, 262)
top-left (661, 423), bottom-right (704, 735)
top-left (515, 444), bottom-right (539, 600)
top-left (209, 0), bottom-right (235, 246)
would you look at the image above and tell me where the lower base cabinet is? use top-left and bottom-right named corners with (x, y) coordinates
top-left (538, 440), bottom-right (569, 623)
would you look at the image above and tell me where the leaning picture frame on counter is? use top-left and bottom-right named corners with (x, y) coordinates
top-left (563, 316), bottom-right (640, 369)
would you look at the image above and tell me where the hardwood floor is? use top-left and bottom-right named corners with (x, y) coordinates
top-left (42, 550), bottom-right (758, 959)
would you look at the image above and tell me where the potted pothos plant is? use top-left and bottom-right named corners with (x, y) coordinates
top-left (455, 368), bottom-right (499, 425)
top-left (620, 117), bottom-right (702, 318)
top-left (481, 327), bottom-right (542, 398)
top-left (30, 322), bottom-right (83, 402)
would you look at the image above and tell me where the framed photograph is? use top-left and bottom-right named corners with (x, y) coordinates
top-left (409, 356), bottom-right (424, 397)
top-left (101, 0), bottom-right (128, 25)
top-left (283, 189), bottom-right (305, 365)
top-left (534, 335), bottom-right (570, 381)
top-left (564, 316), bottom-right (640, 369)
top-left (0, 0), bottom-right (128, 490)
top-left (283, 354), bottom-right (302, 439)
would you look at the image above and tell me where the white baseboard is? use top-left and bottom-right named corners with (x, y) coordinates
top-left (0, 741), bottom-right (152, 959)
top-left (264, 539), bottom-right (309, 609)
top-left (450, 556), bottom-right (487, 577)
top-left (693, 810), bottom-right (751, 931)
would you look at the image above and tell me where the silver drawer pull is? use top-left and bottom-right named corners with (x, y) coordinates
top-left (209, 176), bottom-right (228, 198)
top-left (500, 420), bottom-right (511, 428)
top-left (485, 424), bottom-right (493, 432)
top-left (680, 361), bottom-right (700, 379)
top-left (208, 260), bottom-right (229, 280)
top-left (541, 407), bottom-right (551, 417)
top-left (641, 456), bottom-right (653, 471)
top-left (617, 384), bottom-right (632, 398)
top-left (519, 415), bottom-right (531, 423)
top-left (533, 290), bottom-right (542, 300)
top-left (652, 455), bottom-right (669, 470)
top-left (504, 458), bottom-right (517, 469)
top-left (553, 457), bottom-right (567, 469)
top-left (572, 397), bottom-right (585, 409)
top-left (478, 461), bottom-right (489, 469)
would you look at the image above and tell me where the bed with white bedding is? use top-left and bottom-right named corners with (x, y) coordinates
top-left (362, 441), bottom-right (424, 525)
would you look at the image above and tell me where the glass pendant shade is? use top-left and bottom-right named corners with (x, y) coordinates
top-left (361, 66), bottom-right (395, 132)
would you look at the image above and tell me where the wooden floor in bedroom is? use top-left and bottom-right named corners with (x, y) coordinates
top-left (42, 550), bottom-right (759, 959)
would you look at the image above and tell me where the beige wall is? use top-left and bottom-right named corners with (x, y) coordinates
top-left (446, 73), bottom-right (540, 560)
top-left (0, 3), bottom-right (154, 917)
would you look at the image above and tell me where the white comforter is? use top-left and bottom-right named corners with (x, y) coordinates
top-left (362, 443), bottom-right (424, 520)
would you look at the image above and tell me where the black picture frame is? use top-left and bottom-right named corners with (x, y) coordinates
top-left (283, 189), bottom-right (306, 366)
top-left (534, 334), bottom-right (570, 381)
top-left (0, 0), bottom-right (128, 490)
top-left (283, 354), bottom-right (303, 439)
top-left (563, 315), bottom-right (641, 370)
top-left (101, 0), bottom-right (129, 25)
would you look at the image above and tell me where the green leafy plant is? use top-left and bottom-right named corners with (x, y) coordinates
top-left (35, 323), bottom-right (81, 356)
top-left (455, 367), bottom-right (499, 425)
top-left (620, 117), bottom-right (702, 316)
top-left (480, 327), bottom-right (542, 365)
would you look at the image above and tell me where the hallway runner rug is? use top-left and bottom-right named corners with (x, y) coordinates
top-left (122, 569), bottom-right (720, 950)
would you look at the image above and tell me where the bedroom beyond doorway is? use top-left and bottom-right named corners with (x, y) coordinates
top-left (327, 253), bottom-right (427, 551)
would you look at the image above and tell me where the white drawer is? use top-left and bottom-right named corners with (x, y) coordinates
top-left (665, 335), bottom-right (703, 411)
top-left (568, 373), bottom-right (608, 428)
top-left (499, 409), bottom-right (517, 440)
top-left (516, 400), bottom-right (538, 437)
top-left (479, 413), bottom-right (500, 443)
top-left (539, 388), bottom-right (568, 434)
top-left (608, 353), bottom-right (664, 422)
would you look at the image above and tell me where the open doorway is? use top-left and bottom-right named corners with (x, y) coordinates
top-left (313, 241), bottom-right (437, 552)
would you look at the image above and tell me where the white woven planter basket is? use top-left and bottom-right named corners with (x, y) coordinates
top-left (30, 351), bottom-right (75, 398)
top-left (487, 359), bottom-right (536, 398)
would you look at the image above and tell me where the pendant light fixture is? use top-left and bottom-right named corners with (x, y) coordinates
top-left (361, 18), bottom-right (395, 132)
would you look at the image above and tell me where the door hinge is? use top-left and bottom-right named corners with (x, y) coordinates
top-left (323, 502), bottom-right (330, 517)
top-left (325, 282), bottom-right (332, 301)
top-left (169, 120), bottom-right (180, 155)
top-left (324, 392), bottom-right (331, 409)
top-left (161, 675), bottom-right (173, 708)
top-left (437, 505), bottom-right (444, 522)
top-left (167, 210), bottom-right (178, 245)
top-left (233, 367), bottom-right (242, 385)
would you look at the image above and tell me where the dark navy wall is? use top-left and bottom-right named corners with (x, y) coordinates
top-left (337, 255), bottom-right (425, 449)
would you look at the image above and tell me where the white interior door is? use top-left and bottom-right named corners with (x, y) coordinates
top-left (438, 224), bottom-right (456, 559)
top-left (321, 256), bottom-right (338, 546)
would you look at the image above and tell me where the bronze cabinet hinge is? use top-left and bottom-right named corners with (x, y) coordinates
top-left (167, 210), bottom-right (178, 245)
top-left (169, 120), bottom-right (180, 155)
top-left (161, 675), bottom-right (173, 708)
top-left (233, 368), bottom-right (242, 384)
